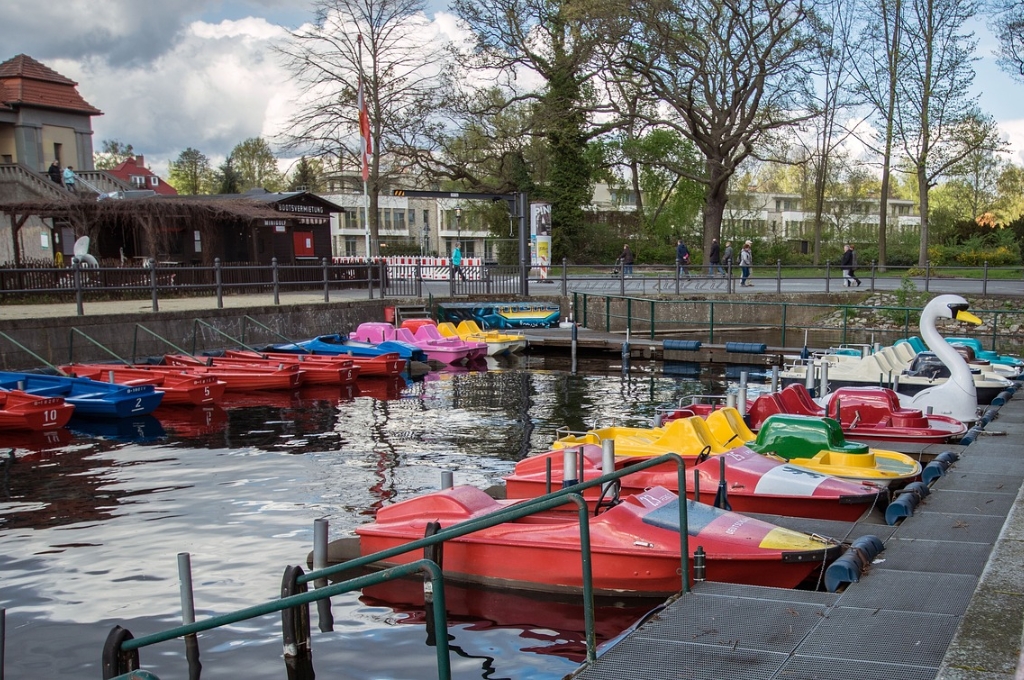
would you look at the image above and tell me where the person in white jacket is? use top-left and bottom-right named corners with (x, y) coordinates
top-left (739, 241), bottom-right (753, 286)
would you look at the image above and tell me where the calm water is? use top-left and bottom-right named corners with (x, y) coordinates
top-left (0, 355), bottom-right (726, 680)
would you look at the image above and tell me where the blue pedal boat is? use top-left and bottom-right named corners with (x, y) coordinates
top-left (0, 372), bottom-right (164, 419)
top-left (264, 333), bottom-right (428, 363)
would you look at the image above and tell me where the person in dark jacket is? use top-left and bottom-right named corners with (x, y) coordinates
top-left (708, 238), bottom-right (725, 277)
top-left (48, 160), bottom-right (62, 184)
top-left (621, 244), bottom-right (634, 276)
top-left (840, 244), bottom-right (861, 287)
top-left (675, 238), bottom-right (690, 279)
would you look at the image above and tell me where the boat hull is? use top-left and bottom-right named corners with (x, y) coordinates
top-left (61, 364), bottom-right (227, 406)
top-left (504, 445), bottom-right (882, 521)
top-left (0, 372), bottom-right (163, 418)
top-left (0, 390), bottom-right (74, 431)
top-left (355, 485), bottom-right (840, 596)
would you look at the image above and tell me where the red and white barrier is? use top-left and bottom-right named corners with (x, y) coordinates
top-left (332, 256), bottom-right (483, 281)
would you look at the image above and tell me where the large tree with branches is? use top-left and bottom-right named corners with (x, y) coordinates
top-left (624, 0), bottom-right (820, 256)
top-left (280, 0), bottom-right (449, 255)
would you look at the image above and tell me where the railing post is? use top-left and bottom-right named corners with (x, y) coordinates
top-left (983, 261), bottom-right (989, 296)
top-left (215, 258), bottom-right (223, 308)
top-left (619, 262), bottom-right (625, 296)
top-left (272, 257), bottom-right (280, 305)
top-left (367, 259), bottom-right (374, 300)
top-left (675, 262), bottom-right (680, 295)
top-left (449, 260), bottom-right (455, 297)
top-left (73, 259), bottom-right (84, 316)
top-left (870, 260), bottom-right (876, 291)
top-left (780, 303), bottom-right (787, 346)
top-left (312, 519), bottom-right (334, 633)
top-left (322, 258), bottom-right (330, 303)
top-left (708, 301), bottom-right (714, 343)
top-left (561, 257), bottom-right (567, 297)
top-left (150, 261), bottom-right (159, 312)
top-left (776, 259), bottom-right (782, 293)
top-left (379, 260), bottom-right (387, 297)
top-left (925, 260), bottom-right (931, 292)
top-left (825, 261), bottom-right (831, 294)
top-left (281, 565), bottom-right (313, 675)
top-left (415, 263), bottom-right (423, 298)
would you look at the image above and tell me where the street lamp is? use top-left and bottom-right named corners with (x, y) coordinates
top-left (455, 206), bottom-right (462, 245)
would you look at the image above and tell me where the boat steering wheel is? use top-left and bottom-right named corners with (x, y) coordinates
top-left (594, 479), bottom-right (622, 516)
top-left (695, 446), bottom-right (712, 464)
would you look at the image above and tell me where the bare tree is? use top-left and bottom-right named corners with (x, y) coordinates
top-left (626, 0), bottom-right (821, 250)
top-left (892, 0), bottom-right (986, 265)
top-left (279, 0), bottom-right (449, 255)
top-left (851, 0), bottom-right (905, 269)
top-left (992, 0), bottom-right (1024, 81)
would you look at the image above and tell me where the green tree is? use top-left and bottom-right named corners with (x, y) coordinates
top-left (215, 158), bottom-right (242, 194)
top-left (287, 156), bottom-right (325, 192)
top-left (94, 139), bottom-right (135, 170)
top-left (229, 137), bottom-right (282, 192)
top-left (168, 147), bottom-right (214, 195)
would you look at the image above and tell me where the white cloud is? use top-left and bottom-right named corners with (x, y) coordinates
top-left (997, 120), bottom-right (1024, 165)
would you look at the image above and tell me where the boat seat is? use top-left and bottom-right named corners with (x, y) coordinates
top-left (746, 392), bottom-right (787, 428)
top-left (749, 414), bottom-right (869, 460)
top-left (705, 408), bottom-right (756, 447)
top-left (653, 416), bottom-right (730, 454)
top-left (891, 342), bottom-right (917, 363)
top-left (777, 384), bottom-right (825, 417)
top-left (436, 322), bottom-right (460, 339)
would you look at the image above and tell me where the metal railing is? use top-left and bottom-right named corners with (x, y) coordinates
top-left (101, 454), bottom-right (687, 679)
top-left (571, 293), bottom-right (1024, 357)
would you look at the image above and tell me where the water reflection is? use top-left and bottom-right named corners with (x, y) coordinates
top-left (1, 363), bottom-right (719, 679)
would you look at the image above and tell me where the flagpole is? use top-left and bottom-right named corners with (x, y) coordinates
top-left (358, 34), bottom-right (370, 258)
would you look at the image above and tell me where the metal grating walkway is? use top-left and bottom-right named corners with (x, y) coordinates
top-left (571, 393), bottom-right (1024, 680)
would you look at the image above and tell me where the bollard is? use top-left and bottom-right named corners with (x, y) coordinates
top-left (739, 370), bottom-right (748, 388)
top-left (177, 553), bottom-right (196, 626)
top-left (272, 257), bottom-right (280, 305)
top-left (818, 362), bottom-right (829, 397)
top-left (571, 322), bottom-right (578, 375)
top-left (804, 362), bottom-right (816, 393)
top-left (602, 440), bottom-right (615, 498)
top-left (312, 518), bottom-right (334, 633)
top-left (737, 386), bottom-right (747, 416)
top-left (726, 393), bottom-right (737, 410)
top-left (693, 547), bottom-right (706, 582)
top-left (770, 366), bottom-right (780, 393)
top-left (562, 447), bottom-right (578, 487)
top-left (440, 471), bottom-right (454, 489)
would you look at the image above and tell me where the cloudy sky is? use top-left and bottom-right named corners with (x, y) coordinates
top-left (4, 0), bottom-right (1023, 179)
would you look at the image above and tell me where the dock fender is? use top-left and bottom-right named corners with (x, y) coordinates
top-left (901, 481), bottom-right (930, 500)
top-left (922, 452), bottom-right (958, 485)
top-left (885, 492), bottom-right (920, 525)
top-left (960, 426), bottom-right (983, 446)
top-left (102, 625), bottom-right (140, 679)
top-left (825, 535), bottom-right (884, 592)
top-left (992, 390), bottom-right (1012, 406)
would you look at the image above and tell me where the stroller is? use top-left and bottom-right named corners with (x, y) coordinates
top-left (611, 256), bottom-right (623, 276)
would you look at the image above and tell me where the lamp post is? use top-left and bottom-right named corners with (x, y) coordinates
top-left (455, 206), bottom-right (462, 246)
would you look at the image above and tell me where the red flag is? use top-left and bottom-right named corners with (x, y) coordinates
top-left (358, 76), bottom-right (371, 182)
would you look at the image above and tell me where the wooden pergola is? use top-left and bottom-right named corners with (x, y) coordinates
top-left (1, 196), bottom-right (284, 266)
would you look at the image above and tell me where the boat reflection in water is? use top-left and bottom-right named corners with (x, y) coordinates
top-left (66, 414), bottom-right (166, 442)
top-left (338, 567), bottom-right (661, 664)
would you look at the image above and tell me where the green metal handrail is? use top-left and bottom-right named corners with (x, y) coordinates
top-left (130, 324), bottom-right (195, 364)
top-left (68, 327), bottom-right (131, 366)
top-left (239, 315), bottom-right (310, 352)
top-left (118, 560), bottom-right (451, 678)
top-left (189, 319), bottom-right (262, 356)
top-left (0, 330), bottom-right (69, 375)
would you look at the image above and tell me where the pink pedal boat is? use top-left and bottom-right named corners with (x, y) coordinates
top-left (352, 322), bottom-right (472, 365)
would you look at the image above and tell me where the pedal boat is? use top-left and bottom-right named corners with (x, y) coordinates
top-left (401, 319), bottom-right (488, 360)
top-left (0, 371), bottom-right (163, 418)
top-left (0, 388), bottom-right (74, 431)
top-left (353, 322), bottom-right (471, 365)
top-left (61, 364), bottom-right (227, 406)
top-left (503, 444), bottom-right (883, 521)
top-left (354, 485), bottom-right (841, 596)
top-left (173, 353), bottom-right (358, 386)
top-left (741, 384), bottom-right (967, 444)
top-left (265, 333), bottom-right (426, 363)
top-left (554, 412), bottom-right (920, 486)
top-left (235, 348), bottom-right (405, 377)
top-left (436, 320), bottom-right (526, 356)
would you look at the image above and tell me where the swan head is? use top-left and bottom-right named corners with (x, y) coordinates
top-left (929, 294), bottom-right (983, 327)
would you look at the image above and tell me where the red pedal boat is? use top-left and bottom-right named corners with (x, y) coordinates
top-left (61, 364), bottom-right (227, 406)
top-left (0, 389), bottom-right (74, 431)
top-left (747, 384), bottom-right (968, 444)
top-left (225, 349), bottom-right (404, 378)
top-left (168, 353), bottom-right (357, 386)
top-left (504, 445), bottom-right (882, 521)
top-left (131, 359), bottom-right (303, 392)
top-left (355, 485), bottom-right (841, 596)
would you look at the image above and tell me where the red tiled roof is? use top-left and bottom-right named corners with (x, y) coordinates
top-left (104, 157), bottom-right (178, 196)
top-left (0, 54), bottom-right (102, 115)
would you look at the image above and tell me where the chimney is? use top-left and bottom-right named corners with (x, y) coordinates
top-left (135, 155), bottom-right (145, 168)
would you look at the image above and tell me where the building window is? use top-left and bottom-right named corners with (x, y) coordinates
top-left (382, 208), bottom-right (392, 231)
top-left (423, 209), bottom-right (429, 226)
top-left (409, 210), bottom-right (415, 225)
top-left (194, 230), bottom-right (202, 253)
top-left (345, 237), bottom-right (357, 257)
top-left (1, 155), bottom-right (11, 164)
top-left (131, 175), bottom-right (146, 188)
top-left (394, 209), bottom-right (406, 232)
top-left (53, 143), bottom-right (62, 165)
top-left (150, 176), bottom-right (160, 187)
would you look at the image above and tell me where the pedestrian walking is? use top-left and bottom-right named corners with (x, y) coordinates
top-left (451, 242), bottom-right (467, 280)
top-left (675, 238), bottom-right (691, 279)
top-left (708, 238), bottom-right (725, 276)
top-left (62, 165), bottom-right (76, 192)
top-left (739, 240), bottom-right (753, 287)
top-left (48, 160), bottom-right (62, 184)
top-left (840, 244), bottom-right (861, 287)
top-left (621, 244), bottom-right (634, 277)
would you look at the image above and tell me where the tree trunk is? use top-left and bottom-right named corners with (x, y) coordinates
top-left (703, 163), bottom-right (728, 249)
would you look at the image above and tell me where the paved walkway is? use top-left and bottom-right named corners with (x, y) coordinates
top-left (572, 388), bottom-right (1024, 680)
